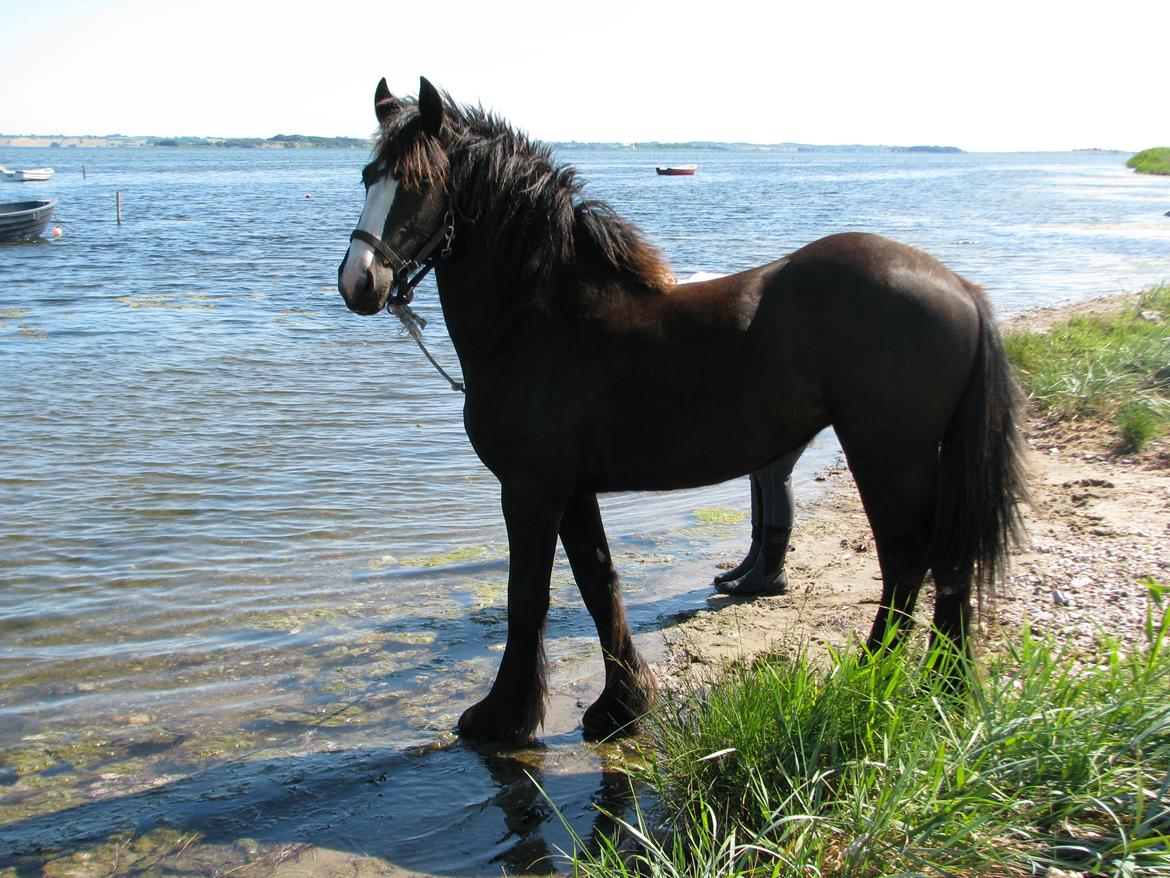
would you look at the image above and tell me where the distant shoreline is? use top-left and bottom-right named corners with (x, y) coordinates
top-left (0, 134), bottom-right (972, 154)
top-left (0, 134), bottom-right (369, 149)
top-left (0, 135), bottom-right (1138, 155)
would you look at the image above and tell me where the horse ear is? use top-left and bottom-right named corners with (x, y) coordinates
top-left (374, 78), bottom-right (399, 123)
top-left (418, 77), bottom-right (445, 137)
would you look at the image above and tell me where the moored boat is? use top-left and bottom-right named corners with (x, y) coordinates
top-left (0, 198), bottom-right (57, 241)
top-left (655, 165), bottom-right (697, 176)
top-left (1, 166), bottom-right (55, 182)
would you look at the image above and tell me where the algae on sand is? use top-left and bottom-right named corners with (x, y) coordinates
top-left (396, 544), bottom-right (502, 569)
top-left (691, 507), bottom-right (748, 526)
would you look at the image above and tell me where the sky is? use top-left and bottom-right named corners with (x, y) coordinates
top-left (1, 0), bottom-right (1167, 152)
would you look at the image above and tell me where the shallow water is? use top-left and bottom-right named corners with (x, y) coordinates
top-left (1, 145), bottom-right (1167, 873)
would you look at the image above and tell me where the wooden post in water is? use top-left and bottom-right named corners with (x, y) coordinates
top-left (82, 165), bottom-right (87, 180)
top-left (116, 192), bottom-right (122, 225)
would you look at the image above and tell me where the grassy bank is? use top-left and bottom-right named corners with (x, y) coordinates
top-left (1127, 148), bottom-right (1170, 175)
top-left (1003, 285), bottom-right (1170, 450)
top-left (568, 587), bottom-right (1170, 877)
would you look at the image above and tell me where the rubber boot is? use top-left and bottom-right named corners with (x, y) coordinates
top-left (716, 526), bottom-right (791, 596)
top-left (713, 527), bottom-right (761, 586)
top-left (714, 475), bottom-right (762, 586)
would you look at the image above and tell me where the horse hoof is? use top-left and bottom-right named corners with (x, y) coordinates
top-left (582, 694), bottom-right (645, 741)
top-left (458, 702), bottom-right (519, 744)
top-left (458, 701), bottom-right (534, 745)
top-left (582, 708), bottom-right (637, 742)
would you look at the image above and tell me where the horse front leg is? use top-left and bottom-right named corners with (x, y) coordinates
top-left (559, 491), bottom-right (655, 740)
top-left (458, 485), bottom-right (562, 744)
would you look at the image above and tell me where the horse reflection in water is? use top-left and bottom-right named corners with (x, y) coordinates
top-left (336, 77), bottom-right (1026, 744)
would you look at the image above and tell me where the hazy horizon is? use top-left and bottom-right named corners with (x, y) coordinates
top-left (2, 0), bottom-right (1167, 153)
top-left (0, 133), bottom-right (1137, 155)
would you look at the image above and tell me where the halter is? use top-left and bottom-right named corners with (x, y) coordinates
top-left (349, 207), bottom-right (455, 308)
top-left (348, 201), bottom-right (464, 392)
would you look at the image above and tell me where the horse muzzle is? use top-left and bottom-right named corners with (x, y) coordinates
top-left (338, 248), bottom-right (394, 315)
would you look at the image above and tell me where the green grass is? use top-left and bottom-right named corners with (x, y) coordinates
top-left (1127, 148), bottom-right (1170, 175)
top-left (565, 585), bottom-right (1170, 877)
top-left (1003, 285), bottom-right (1170, 450)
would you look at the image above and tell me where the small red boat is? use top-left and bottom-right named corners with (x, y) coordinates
top-left (655, 165), bottom-right (697, 176)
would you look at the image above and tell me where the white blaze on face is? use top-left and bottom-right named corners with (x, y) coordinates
top-left (340, 176), bottom-right (399, 294)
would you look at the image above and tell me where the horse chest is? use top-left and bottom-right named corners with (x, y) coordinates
top-left (460, 389), bottom-right (573, 479)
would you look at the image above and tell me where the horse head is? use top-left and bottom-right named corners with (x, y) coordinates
top-left (338, 77), bottom-right (452, 315)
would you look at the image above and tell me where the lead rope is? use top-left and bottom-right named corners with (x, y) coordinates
top-left (387, 303), bottom-right (465, 393)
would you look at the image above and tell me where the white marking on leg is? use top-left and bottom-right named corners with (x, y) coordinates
top-left (340, 177), bottom-right (399, 295)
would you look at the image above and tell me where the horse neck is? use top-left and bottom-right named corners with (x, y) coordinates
top-left (432, 209), bottom-right (667, 368)
top-left (433, 236), bottom-right (538, 361)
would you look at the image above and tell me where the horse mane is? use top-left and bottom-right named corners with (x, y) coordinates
top-left (373, 93), bottom-right (675, 297)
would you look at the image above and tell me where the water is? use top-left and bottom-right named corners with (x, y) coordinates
top-left (1, 145), bottom-right (1167, 874)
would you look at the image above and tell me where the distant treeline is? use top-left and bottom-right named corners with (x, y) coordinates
top-left (151, 134), bottom-right (369, 148)
top-left (2, 134), bottom-right (967, 153)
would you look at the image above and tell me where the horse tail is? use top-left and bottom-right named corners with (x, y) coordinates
top-left (930, 281), bottom-right (1028, 605)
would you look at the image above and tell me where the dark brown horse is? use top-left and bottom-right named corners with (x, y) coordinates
top-left (336, 77), bottom-right (1027, 744)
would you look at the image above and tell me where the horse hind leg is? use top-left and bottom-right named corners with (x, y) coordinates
top-left (838, 440), bottom-right (937, 655)
top-left (559, 491), bottom-right (655, 740)
top-left (928, 573), bottom-right (974, 687)
top-left (845, 438), bottom-right (977, 691)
